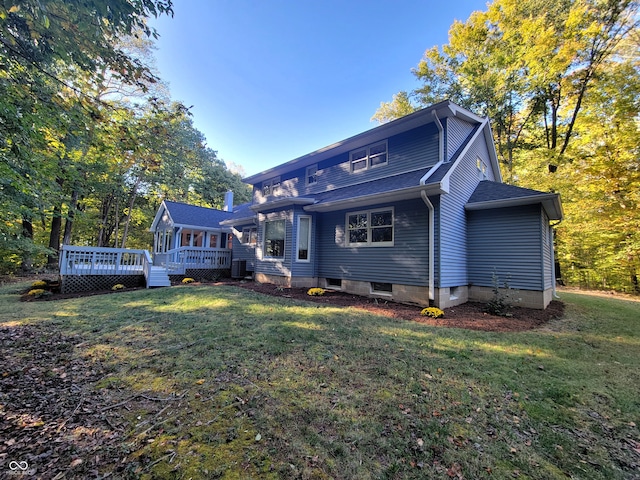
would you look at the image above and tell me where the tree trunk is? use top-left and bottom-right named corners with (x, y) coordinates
top-left (62, 190), bottom-right (79, 245)
top-left (47, 205), bottom-right (62, 267)
top-left (120, 178), bottom-right (141, 249)
top-left (20, 217), bottom-right (34, 273)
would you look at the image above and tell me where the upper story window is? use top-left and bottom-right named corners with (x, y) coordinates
top-left (346, 208), bottom-right (394, 246)
top-left (350, 141), bottom-right (388, 172)
top-left (477, 157), bottom-right (488, 180)
top-left (262, 176), bottom-right (281, 196)
top-left (306, 164), bottom-right (318, 186)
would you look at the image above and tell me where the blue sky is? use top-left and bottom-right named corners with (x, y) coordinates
top-left (149, 0), bottom-right (488, 177)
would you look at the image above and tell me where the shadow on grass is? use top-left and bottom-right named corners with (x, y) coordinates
top-left (1, 284), bottom-right (639, 479)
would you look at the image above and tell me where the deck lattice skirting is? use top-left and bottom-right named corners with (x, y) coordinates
top-left (61, 274), bottom-right (145, 294)
top-left (169, 268), bottom-right (230, 282)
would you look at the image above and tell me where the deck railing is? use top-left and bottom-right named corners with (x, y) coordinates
top-left (165, 247), bottom-right (231, 274)
top-left (59, 245), bottom-right (148, 276)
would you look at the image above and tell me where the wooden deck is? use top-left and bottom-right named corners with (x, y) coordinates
top-left (59, 245), bottom-right (232, 290)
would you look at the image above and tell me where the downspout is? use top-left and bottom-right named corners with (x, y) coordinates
top-left (421, 191), bottom-right (435, 301)
top-left (419, 110), bottom-right (444, 302)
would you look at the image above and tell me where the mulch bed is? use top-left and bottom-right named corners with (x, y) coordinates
top-left (16, 276), bottom-right (564, 333)
top-left (222, 279), bottom-right (565, 333)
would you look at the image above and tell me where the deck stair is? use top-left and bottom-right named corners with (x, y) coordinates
top-left (147, 266), bottom-right (171, 287)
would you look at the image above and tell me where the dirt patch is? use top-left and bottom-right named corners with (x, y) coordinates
top-left (220, 279), bottom-right (565, 333)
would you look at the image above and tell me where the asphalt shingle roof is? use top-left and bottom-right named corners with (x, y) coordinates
top-left (163, 201), bottom-right (234, 229)
top-left (467, 181), bottom-right (554, 204)
top-left (311, 168), bottom-right (432, 205)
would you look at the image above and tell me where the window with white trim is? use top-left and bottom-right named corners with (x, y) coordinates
top-left (296, 216), bottom-right (312, 262)
top-left (264, 219), bottom-right (285, 258)
top-left (262, 176), bottom-right (281, 196)
top-left (350, 141), bottom-right (388, 172)
top-left (306, 165), bottom-right (318, 186)
top-left (346, 208), bottom-right (394, 246)
top-left (241, 227), bottom-right (257, 245)
top-left (477, 157), bottom-right (488, 180)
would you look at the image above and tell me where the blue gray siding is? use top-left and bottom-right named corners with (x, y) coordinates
top-left (290, 206), bottom-right (317, 278)
top-left (438, 134), bottom-right (496, 287)
top-left (467, 204), bottom-right (545, 290)
top-left (253, 123), bottom-right (440, 203)
top-left (445, 117), bottom-right (477, 161)
top-left (542, 211), bottom-right (553, 289)
top-left (255, 209), bottom-right (293, 277)
top-left (316, 198), bottom-right (430, 285)
top-left (231, 223), bottom-right (257, 271)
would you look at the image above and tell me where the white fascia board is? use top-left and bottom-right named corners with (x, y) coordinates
top-left (171, 223), bottom-right (226, 231)
top-left (448, 103), bottom-right (486, 124)
top-left (219, 216), bottom-right (257, 226)
top-left (303, 184), bottom-right (444, 213)
top-left (465, 194), bottom-right (563, 220)
top-left (439, 119), bottom-right (490, 193)
top-left (482, 122), bottom-right (503, 183)
top-left (149, 201), bottom-right (171, 232)
top-left (250, 197), bottom-right (316, 212)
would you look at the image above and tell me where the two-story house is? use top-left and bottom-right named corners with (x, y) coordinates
top-left (219, 100), bottom-right (562, 309)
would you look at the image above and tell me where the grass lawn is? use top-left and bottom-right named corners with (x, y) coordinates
top-left (1, 283), bottom-right (639, 479)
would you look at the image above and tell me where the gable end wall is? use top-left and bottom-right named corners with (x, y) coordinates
top-left (438, 134), bottom-right (495, 287)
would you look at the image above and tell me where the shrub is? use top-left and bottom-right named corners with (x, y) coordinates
top-left (31, 280), bottom-right (48, 289)
top-left (27, 288), bottom-right (46, 296)
top-left (421, 307), bottom-right (444, 318)
top-left (307, 287), bottom-right (325, 296)
top-left (182, 277), bottom-right (196, 284)
top-left (485, 270), bottom-right (518, 317)
top-left (111, 284), bottom-right (126, 291)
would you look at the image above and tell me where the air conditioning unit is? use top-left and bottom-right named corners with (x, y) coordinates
top-left (231, 259), bottom-right (247, 279)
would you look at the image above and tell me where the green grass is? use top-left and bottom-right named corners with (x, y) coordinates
top-left (1, 284), bottom-right (639, 479)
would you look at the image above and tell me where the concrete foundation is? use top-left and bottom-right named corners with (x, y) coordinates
top-left (468, 286), bottom-right (553, 310)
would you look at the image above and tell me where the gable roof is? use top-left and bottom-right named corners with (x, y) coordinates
top-left (150, 200), bottom-right (234, 231)
top-left (219, 202), bottom-right (257, 226)
top-left (243, 100), bottom-right (486, 185)
top-left (466, 181), bottom-right (563, 220)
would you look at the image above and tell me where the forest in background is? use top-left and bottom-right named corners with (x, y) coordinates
top-left (374, 0), bottom-right (640, 293)
top-left (1, 0), bottom-right (638, 294)
top-left (0, 0), bottom-right (251, 274)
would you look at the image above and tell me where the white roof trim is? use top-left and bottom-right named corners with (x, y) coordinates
top-left (304, 184), bottom-right (444, 213)
top-left (250, 197), bottom-right (316, 213)
top-left (149, 201), bottom-right (173, 232)
top-left (438, 119), bottom-right (491, 193)
top-left (465, 194), bottom-right (563, 220)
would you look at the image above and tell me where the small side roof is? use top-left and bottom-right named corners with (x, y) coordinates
top-left (466, 181), bottom-right (563, 220)
top-left (150, 200), bottom-right (234, 231)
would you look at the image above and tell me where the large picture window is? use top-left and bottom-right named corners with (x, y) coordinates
top-left (346, 208), bottom-right (394, 246)
top-left (297, 216), bottom-right (311, 262)
top-left (264, 219), bottom-right (285, 258)
top-left (350, 141), bottom-right (388, 172)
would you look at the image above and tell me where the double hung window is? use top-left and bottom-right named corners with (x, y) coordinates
top-left (262, 177), bottom-right (281, 196)
top-left (346, 208), bottom-right (394, 246)
top-left (350, 141), bottom-right (388, 172)
top-left (241, 227), bottom-right (257, 245)
top-left (264, 219), bottom-right (285, 259)
top-left (296, 216), bottom-right (311, 261)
